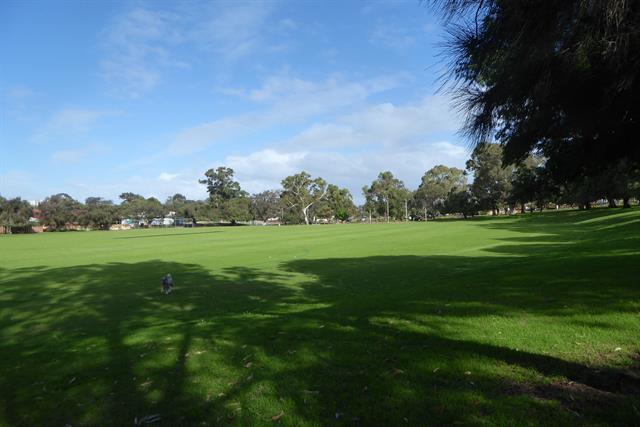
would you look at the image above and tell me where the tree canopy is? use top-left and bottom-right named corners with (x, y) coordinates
top-left (414, 165), bottom-right (467, 216)
top-left (363, 171), bottom-right (411, 221)
top-left (431, 0), bottom-right (640, 177)
top-left (281, 172), bottom-right (328, 225)
top-left (466, 143), bottom-right (514, 214)
top-left (39, 193), bottom-right (81, 230)
top-left (199, 167), bottom-right (246, 207)
top-left (0, 197), bottom-right (32, 232)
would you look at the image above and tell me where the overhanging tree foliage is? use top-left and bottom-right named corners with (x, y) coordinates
top-left (430, 0), bottom-right (640, 179)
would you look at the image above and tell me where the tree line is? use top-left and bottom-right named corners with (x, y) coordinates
top-left (1, 142), bottom-right (638, 232)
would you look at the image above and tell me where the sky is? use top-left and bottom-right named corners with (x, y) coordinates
top-left (0, 0), bottom-right (468, 204)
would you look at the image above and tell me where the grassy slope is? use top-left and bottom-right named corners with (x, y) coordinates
top-left (0, 208), bottom-right (639, 426)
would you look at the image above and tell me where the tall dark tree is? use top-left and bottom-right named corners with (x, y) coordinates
top-left (165, 193), bottom-right (187, 211)
top-left (80, 197), bottom-right (118, 230)
top-left (414, 165), bottom-right (467, 217)
top-left (442, 188), bottom-right (479, 219)
top-left (508, 156), bottom-right (556, 213)
top-left (466, 143), bottom-right (513, 214)
top-left (221, 197), bottom-right (252, 223)
top-left (118, 192), bottom-right (144, 203)
top-left (325, 185), bottom-right (356, 222)
top-left (431, 0), bottom-right (640, 178)
top-left (199, 167), bottom-right (246, 207)
top-left (119, 194), bottom-right (164, 222)
top-left (363, 171), bottom-right (410, 222)
top-left (250, 190), bottom-right (283, 221)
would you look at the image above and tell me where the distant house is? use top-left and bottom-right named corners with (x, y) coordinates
top-left (121, 218), bottom-right (136, 226)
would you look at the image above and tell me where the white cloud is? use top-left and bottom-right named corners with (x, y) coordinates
top-left (278, 18), bottom-right (298, 31)
top-left (284, 95), bottom-right (460, 149)
top-left (162, 75), bottom-right (466, 202)
top-left (3, 85), bottom-right (37, 122)
top-left (158, 172), bottom-right (179, 181)
top-left (370, 23), bottom-right (416, 49)
top-left (101, 7), bottom-right (186, 98)
top-left (192, 2), bottom-right (277, 61)
top-left (51, 143), bottom-right (109, 163)
top-left (0, 170), bottom-right (38, 199)
top-left (226, 149), bottom-right (308, 192)
top-left (432, 141), bottom-right (467, 158)
top-left (33, 109), bottom-right (117, 143)
top-left (170, 73), bottom-right (407, 154)
top-left (222, 141), bottom-right (469, 203)
top-left (100, 3), bottom-right (292, 97)
top-left (6, 86), bottom-right (34, 99)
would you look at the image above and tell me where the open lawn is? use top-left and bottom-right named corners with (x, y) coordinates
top-left (1, 209), bottom-right (639, 426)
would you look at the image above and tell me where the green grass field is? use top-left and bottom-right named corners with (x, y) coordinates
top-left (1, 209), bottom-right (639, 426)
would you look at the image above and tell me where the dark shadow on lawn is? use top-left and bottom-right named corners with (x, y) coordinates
top-left (1, 209), bottom-right (639, 425)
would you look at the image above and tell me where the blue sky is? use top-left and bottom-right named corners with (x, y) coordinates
top-left (1, 0), bottom-right (468, 204)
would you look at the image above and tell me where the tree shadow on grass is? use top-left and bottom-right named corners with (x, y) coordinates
top-left (1, 210), bottom-right (639, 426)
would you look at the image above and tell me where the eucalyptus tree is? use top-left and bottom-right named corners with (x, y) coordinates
top-left (363, 171), bottom-right (410, 222)
top-left (415, 165), bottom-right (467, 218)
top-left (466, 143), bottom-right (514, 215)
top-left (281, 172), bottom-right (328, 225)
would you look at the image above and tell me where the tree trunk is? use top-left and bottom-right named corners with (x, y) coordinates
top-left (585, 201), bottom-right (592, 209)
top-left (607, 197), bottom-right (617, 208)
top-left (385, 199), bottom-right (389, 223)
top-left (623, 197), bottom-right (631, 208)
top-left (302, 207), bottom-right (310, 225)
top-left (521, 203), bottom-right (525, 214)
top-left (423, 206), bottom-right (427, 221)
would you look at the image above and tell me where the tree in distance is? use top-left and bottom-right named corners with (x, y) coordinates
top-left (250, 190), bottom-right (283, 222)
top-left (39, 193), bottom-right (80, 230)
top-left (0, 196), bottom-right (32, 233)
top-left (199, 167), bottom-right (246, 208)
top-left (466, 143), bottom-right (513, 215)
top-left (200, 167), bottom-right (251, 223)
top-left (363, 171), bottom-right (412, 222)
top-left (414, 165), bottom-right (467, 218)
top-left (80, 197), bottom-right (119, 230)
top-left (281, 172), bottom-right (328, 225)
